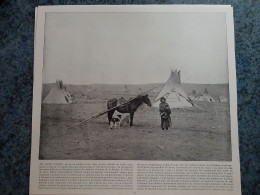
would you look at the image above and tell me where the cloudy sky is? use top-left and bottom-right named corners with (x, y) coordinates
top-left (43, 12), bottom-right (229, 85)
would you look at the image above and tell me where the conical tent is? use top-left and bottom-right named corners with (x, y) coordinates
top-left (201, 94), bottom-right (215, 102)
top-left (191, 93), bottom-right (215, 102)
top-left (43, 87), bottom-right (72, 104)
top-left (191, 94), bottom-right (207, 102)
top-left (153, 70), bottom-right (193, 108)
top-left (43, 80), bottom-right (72, 104)
top-left (219, 95), bottom-right (228, 102)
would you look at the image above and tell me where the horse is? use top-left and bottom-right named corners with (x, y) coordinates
top-left (107, 94), bottom-right (152, 127)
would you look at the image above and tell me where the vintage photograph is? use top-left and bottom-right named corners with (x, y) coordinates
top-left (39, 11), bottom-right (231, 161)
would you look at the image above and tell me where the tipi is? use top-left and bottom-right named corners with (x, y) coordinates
top-left (191, 93), bottom-right (215, 102)
top-left (202, 94), bottom-right (215, 102)
top-left (153, 70), bottom-right (194, 109)
top-left (219, 95), bottom-right (228, 102)
top-left (190, 94), bottom-right (207, 102)
top-left (86, 87), bottom-right (97, 100)
top-left (43, 80), bottom-right (72, 104)
top-left (202, 89), bottom-right (215, 102)
top-left (138, 88), bottom-right (142, 94)
top-left (123, 85), bottom-right (129, 95)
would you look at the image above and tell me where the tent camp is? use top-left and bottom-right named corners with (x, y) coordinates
top-left (190, 93), bottom-right (215, 102)
top-left (219, 95), bottom-right (228, 102)
top-left (153, 70), bottom-right (194, 109)
top-left (43, 80), bottom-right (72, 104)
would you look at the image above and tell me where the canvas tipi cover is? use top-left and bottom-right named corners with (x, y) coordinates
top-left (202, 94), bottom-right (215, 102)
top-left (190, 94), bottom-right (206, 102)
top-left (153, 70), bottom-right (193, 108)
top-left (219, 95), bottom-right (228, 102)
top-left (191, 93), bottom-right (215, 102)
top-left (43, 86), bottom-right (72, 104)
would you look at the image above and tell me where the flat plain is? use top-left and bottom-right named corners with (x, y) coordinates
top-left (39, 95), bottom-right (231, 161)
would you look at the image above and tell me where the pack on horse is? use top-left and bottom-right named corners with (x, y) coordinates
top-left (107, 94), bottom-right (152, 126)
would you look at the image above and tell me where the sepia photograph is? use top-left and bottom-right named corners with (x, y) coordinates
top-left (39, 11), bottom-right (231, 161)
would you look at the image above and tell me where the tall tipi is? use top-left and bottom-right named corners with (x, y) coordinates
top-left (43, 80), bottom-right (72, 104)
top-left (153, 70), bottom-right (193, 108)
top-left (219, 95), bottom-right (228, 102)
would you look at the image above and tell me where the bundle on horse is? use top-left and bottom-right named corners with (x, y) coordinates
top-left (107, 94), bottom-right (152, 126)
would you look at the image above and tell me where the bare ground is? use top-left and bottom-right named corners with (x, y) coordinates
top-left (39, 102), bottom-right (231, 161)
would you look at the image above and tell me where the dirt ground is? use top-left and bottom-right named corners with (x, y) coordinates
top-left (39, 102), bottom-right (231, 161)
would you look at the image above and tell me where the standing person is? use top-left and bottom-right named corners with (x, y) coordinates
top-left (159, 97), bottom-right (172, 130)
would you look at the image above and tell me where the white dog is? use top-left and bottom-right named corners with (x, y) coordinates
top-left (109, 114), bottom-right (122, 129)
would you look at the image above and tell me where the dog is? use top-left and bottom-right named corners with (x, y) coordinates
top-left (109, 114), bottom-right (122, 129)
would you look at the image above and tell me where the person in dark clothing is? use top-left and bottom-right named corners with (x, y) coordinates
top-left (159, 97), bottom-right (172, 130)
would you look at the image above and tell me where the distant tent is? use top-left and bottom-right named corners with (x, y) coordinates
top-left (123, 85), bottom-right (129, 95)
top-left (151, 87), bottom-right (160, 95)
top-left (188, 90), bottom-right (198, 101)
top-left (219, 95), bottom-right (228, 102)
top-left (86, 87), bottom-right (97, 100)
top-left (202, 94), bottom-right (215, 102)
top-left (191, 94), bottom-right (207, 102)
top-left (138, 88), bottom-right (142, 94)
top-left (153, 70), bottom-right (194, 109)
top-left (188, 95), bottom-right (196, 100)
top-left (191, 93), bottom-right (215, 102)
top-left (192, 90), bottom-right (197, 96)
top-left (43, 80), bottom-right (72, 104)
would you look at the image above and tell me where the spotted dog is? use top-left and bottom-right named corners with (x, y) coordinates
top-left (109, 115), bottom-right (122, 129)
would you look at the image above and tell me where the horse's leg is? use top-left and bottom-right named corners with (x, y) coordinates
top-left (107, 98), bottom-right (117, 124)
top-left (130, 112), bottom-right (134, 127)
top-left (107, 109), bottom-right (115, 125)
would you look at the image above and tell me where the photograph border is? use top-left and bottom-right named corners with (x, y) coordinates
top-left (30, 5), bottom-right (240, 195)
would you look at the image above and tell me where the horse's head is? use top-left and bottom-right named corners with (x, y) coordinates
top-left (142, 94), bottom-right (152, 107)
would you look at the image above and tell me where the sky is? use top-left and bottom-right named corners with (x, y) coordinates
top-left (43, 12), bottom-right (229, 85)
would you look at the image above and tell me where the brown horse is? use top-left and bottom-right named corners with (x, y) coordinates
top-left (107, 94), bottom-right (152, 126)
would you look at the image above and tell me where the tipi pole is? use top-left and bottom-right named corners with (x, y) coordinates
top-left (176, 92), bottom-right (205, 111)
top-left (67, 84), bottom-right (161, 129)
top-left (190, 93), bottom-right (200, 101)
top-left (140, 105), bottom-right (150, 113)
top-left (140, 83), bottom-right (164, 97)
top-left (67, 98), bottom-right (136, 129)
